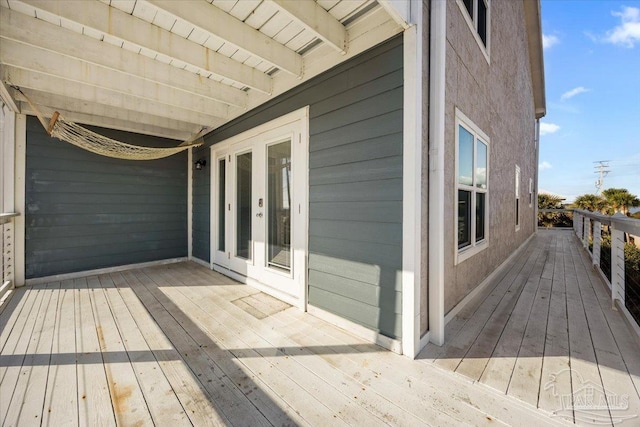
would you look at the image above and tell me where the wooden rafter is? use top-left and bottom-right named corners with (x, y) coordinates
top-left (269, 0), bottom-right (348, 54)
top-left (17, 0), bottom-right (272, 93)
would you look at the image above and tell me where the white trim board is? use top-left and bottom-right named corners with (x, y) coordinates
top-left (428, 0), bottom-right (447, 346)
top-left (187, 148), bottom-right (193, 260)
top-left (307, 304), bottom-right (403, 354)
top-left (13, 114), bottom-right (26, 287)
top-left (190, 256), bottom-right (211, 270)
top-left (401, 18), bottom-right (423, 357)
top-left (25, 257), bottom-right (187, 286)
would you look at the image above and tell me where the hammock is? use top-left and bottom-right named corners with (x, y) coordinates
top-left (17, 88), bottom-right (203, 160)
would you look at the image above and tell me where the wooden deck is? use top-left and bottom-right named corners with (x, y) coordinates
top-left (0, 230), bottom-right (636, 426)
top-left (420, 229), bottom-right (640, 425)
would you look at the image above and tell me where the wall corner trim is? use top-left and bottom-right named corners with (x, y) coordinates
top-left (401, 1), bottom-right (424, 358)
top-left (428, 0), bottom-right (446, 346)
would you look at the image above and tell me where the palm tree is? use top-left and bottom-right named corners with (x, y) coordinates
top-left (538, 194), bottom-right (571, 227)
top-left (573, 193), bottom-right (606, 213)
top-left (602, 188), bottom-right (640, 215)
top-left (538, 193), bottom-right (563, 209)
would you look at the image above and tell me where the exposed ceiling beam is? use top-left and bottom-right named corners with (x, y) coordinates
top-left (268, 0), bottom-right (348, 54)
top-left (0, 39), bottom-right (234, 119)
top-left (20, 102), bottom-right (191, 140)
top-left (147, 0), bottom-right (303, 76)
top-left (0, 80), bottom-right (20, 112)
top-left (13, 89), bottom-right (198, 133)
top-left (2, 66), bottom-right (226, 126)
top-left (0, 7), bottom-right (247, 108)
top-left (241, 6), bottom-right (403, 124)
top-left (14, 0), bottom-right (272, 93)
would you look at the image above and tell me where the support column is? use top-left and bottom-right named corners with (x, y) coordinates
top-left (428, 0), bottom-right (446, 346)
top-left (401, 0), bottom-right (423, 357)
top-left (14, 114), bottom-right (26, 286)
top-left (611, 225), bottom-right (625, 308)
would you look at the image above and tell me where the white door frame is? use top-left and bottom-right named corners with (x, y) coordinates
top-left (210, 107), bottom-right (309, 309)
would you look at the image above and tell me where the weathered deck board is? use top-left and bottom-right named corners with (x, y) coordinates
top-left (42, 280), bottom-right (78, 427)
top-left (74, 277), bottom-right (115, 427)
top-left (538, 235), bottom-right (571, 416)
top-left (2, 230), bottom-right (637, 426)
top-left (421, 229), bottom-right (640, 426)
top-left (87, 275), bottom-right (154, 426)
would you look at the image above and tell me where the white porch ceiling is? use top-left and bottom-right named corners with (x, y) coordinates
top-left (0, 0), bottom-right (403, 140)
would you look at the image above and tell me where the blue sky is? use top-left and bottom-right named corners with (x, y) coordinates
top-left (539, 0), bottom-right (640, 202)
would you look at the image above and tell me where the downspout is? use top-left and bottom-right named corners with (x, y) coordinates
top-left (428, 0), bottom-right (446, 345)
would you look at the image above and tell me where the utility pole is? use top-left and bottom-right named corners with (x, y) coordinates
top-left (594, 160), bottom-right (610, 195)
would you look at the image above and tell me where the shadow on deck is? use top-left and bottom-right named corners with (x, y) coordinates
top-left (1, 230), bottom-right (637, 425)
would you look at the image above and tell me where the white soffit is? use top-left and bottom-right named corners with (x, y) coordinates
top-left (0, 0), bottom-right (403, 140)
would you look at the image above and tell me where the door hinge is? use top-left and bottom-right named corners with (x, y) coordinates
top-left (228, 203), bottom-right (231, 211)
top-left (228, 155), bottom-right (231, 162)
top-left (298, 204), bottom-right (301, 214)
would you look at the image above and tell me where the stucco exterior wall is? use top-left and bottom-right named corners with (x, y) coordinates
top-left (443, 0), bottom-right (538, 313)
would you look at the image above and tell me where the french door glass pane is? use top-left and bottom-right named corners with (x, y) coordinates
top-left (218, 159), bottom-right (225, 251)
top-left (236, 152), bottom-right (252, 260)
top-left (476, 192), bottom-right (486, 241)
top-left (267, 141), bottom-right (292, 270)
top-left (458, 190), bottom-right (471, 249)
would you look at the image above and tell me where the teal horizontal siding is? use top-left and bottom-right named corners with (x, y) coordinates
top-left (191, 147), bottom-right (210, 262)
top-left (25, 117), bottom-right (187, 278)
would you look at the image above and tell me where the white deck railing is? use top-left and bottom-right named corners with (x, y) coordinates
top-left (1, 212), bottom-right (18, 292)
top-left (573, 209), bottom-right (640, 333)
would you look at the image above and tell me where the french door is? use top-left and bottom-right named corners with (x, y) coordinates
top-left (211, 109), bottom-right (308, 308)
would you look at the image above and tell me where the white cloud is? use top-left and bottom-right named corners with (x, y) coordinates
top-left (539, 161), bottom-right (553, 170)
top-left (542, 34), bottom-right (560, 49)
top-left (561, 86), bottom-right (589, 101)
top-left (540, 122), bottom-right (560, 135)
top-left (604, 7), bottom-right (640, 47)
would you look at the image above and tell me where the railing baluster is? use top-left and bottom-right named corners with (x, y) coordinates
top-left (583, 216), bottom-right (590, 249)
top-left (611, 224), bottom-right (625, 310)
top-left (593, 220), bottom-right (601, 268)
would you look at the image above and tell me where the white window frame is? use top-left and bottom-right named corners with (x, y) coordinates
top-left (456, 0), bottom-right (491, 63)
top-left (515, 165), bottom-right (521, 231)
top-left (455, 109), bottom-right (490, 264)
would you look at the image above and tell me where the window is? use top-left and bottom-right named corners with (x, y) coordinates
top-left (529, 177), bottom-right (534, 207)
top-left (515, 165), bottom-right (520, 231)
top-left (457, 0), bottom-right (490, 58)
top-left (456, 110), bottom-right (489, 263)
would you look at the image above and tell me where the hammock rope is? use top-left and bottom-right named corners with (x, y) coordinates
top-left (16, 87), bottom-right (203, 160)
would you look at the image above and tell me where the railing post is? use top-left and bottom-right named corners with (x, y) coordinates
top-left (583, 216), bottom-right (590, 249)
top-left (610, 223), bottom-right (625, 309)
top-left (2, 221), bottom-right (13, 286)
top-left (593, 220), bottom-right (601, 268)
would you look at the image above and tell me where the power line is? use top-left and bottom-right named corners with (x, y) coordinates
top-left (594, 160), bottom-right (610, 195)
